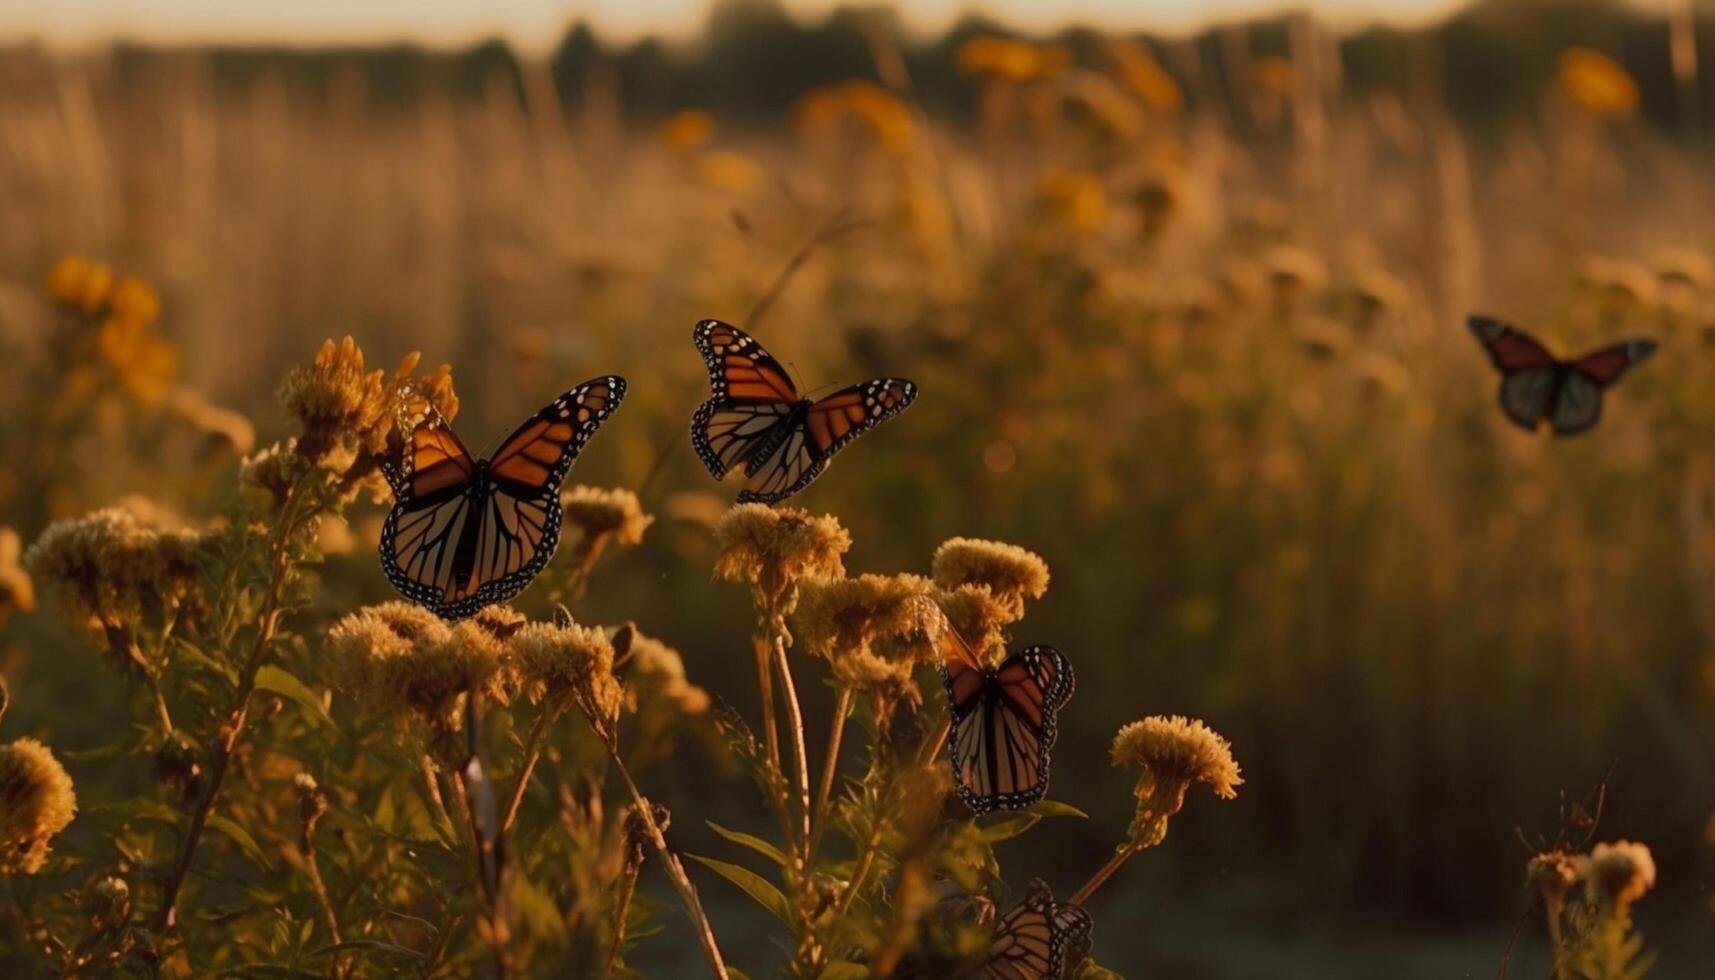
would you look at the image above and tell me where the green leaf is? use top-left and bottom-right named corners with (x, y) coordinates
top-left (1025, 799), bottom-right (1088, 820)
top-left (975, 812), bottom-right (1039, 843)
top-left (304, 939), bottom-right (423, 962)
top-left (207, 813), bottom-right (271, 869)
top-left (819, 962), bottom-right (869, 980)
top-left (685, 853), bottom-right (792, 924)
top-left (706, 820), bottom-right (788, 868)
top-left (89, 797), bottom-right (184, 827)
top-left (253, 665), bottom-right (333, 729)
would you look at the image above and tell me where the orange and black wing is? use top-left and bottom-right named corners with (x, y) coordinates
top-left (380, 377), bottom-right (625, 620)
top-left (981, 880), bottom-right (1093, 980)
top-left (380, 403), bottom-right (476, 500)
top-left (940, 644), bottom-right (1074, 814)
top-left (691, 319), bottom-right (802, 483)
top-left (1546, 338), bottom-right (1657, 436)
top-left (735, 378), bottom-right (918, 505)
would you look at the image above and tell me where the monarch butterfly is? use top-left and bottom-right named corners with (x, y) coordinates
top-left (982, 879), bottom-right (1093, 980)
top-left (378, 376), bottom-right (626, 620)
top-left (1468, 315), bottom-right (1657, 436)
top-left (939, 636), bottom-right (1074, 814)
top-left (690, 318), bottom-right (918, 504)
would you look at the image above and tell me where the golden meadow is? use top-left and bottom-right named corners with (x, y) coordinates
top-left (0, 3), bottom-right (1710, 976)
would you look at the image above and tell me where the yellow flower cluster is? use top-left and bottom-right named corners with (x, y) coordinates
top-left (25, 507), bottom-right (209, 629)
top-left (656, 109), bottom-right (715, 154)
top-left (278, 338), bottom-right (458, 471)
top-left (713, 504), bottom-right (850, 605)
top-left (1586, 840), bottom-right (1656, 910)
top-left (931, 537), bottom-right (1049, 619)
top-left (0, 737), bottom-right (77, 875)
top-left (326, 602), bottom-right (522, 737)
top-left (46, 256), bottom-right (177, 403)
top-left (563, 485), bottom-right (654, 548)
top-left (1111, 715), bottom-right (1242, 847)
top-left (616, 624), bottom-right (710, 718)
top-left (795, 573), bottom-right (946, 693)
top-left (510, 619), bottom-right (621, 723)
top-left (792, 81), bottom-right (915, 153)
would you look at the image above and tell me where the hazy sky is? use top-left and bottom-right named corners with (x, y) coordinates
top-left (2, 0), bottom-right (1479, 49)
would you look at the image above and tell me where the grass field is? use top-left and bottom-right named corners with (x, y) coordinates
top-left (1, 4), bottom-right (1714, 975)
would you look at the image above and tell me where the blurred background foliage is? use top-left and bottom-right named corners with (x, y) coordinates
top-left (4, 0), bottom-right (1715, 973)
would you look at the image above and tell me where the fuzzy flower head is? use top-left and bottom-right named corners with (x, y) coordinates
top-left (563, 486), bottom-right (654, 550)
top-left (932, 584), bottom-right (1018, 666)
top-left (1526, 850), bottom-right (1584, 906)
top-left (279, 339), bottom-right (458, 474)
top-left (0, 738), bottom-right (77, 874)
top-left (1111, 715), bottom-right (1242, 847)
top-left (713, 504), bottom-right (849, 607)
top-left (509, 619), bottom-right (621, 730)
top-left (931, 538), bottom-right (1049, 620)
top-left (25, 507), bottom-right (208, 630)
top-left (327, 602), bottom-right (515, 747)
top-left (1586, 840), bottom-right (1656, 910)
top-left (615, 623), bottom-right (709, 718)
top-left (792, 569), bottom-right (946, 686)
top-left (0, 528), bottom-right (34, 624)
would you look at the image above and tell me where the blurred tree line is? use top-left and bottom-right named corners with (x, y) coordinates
top-left (23, 0), bottom-right (1714, 132)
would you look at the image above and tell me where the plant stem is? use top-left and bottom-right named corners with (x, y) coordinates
top-left (807, 685), bottom-right (852, 868)
top-left (1544, 893), bottom-right (1568, 980)
top-left (1067, 841), bottom-right (1145, 906)
top-left (149, 560), bottom-right (288, 931)
top-left (300, 830), bottom-right (344, 972)
top-left (498, 707), bottom-right (556, 840)
top-left (771, 632), bottom-right (812, 862)
top-left (917, 714), bottom-right (951, 768)
top-left (604, 864), bottom-right (641, 975)
top-left (449, 765), bottom-right (510, 978)
top-left (753, 633), bottom-right (783, 783)
top-left (604, 746), bottom-right (730, 979)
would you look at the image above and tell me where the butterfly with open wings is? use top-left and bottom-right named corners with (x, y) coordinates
top-left (1467, 315), bottom-right (1657, 436)
top-left (691, 319), bottom-right (918, 504)
top-left (939, 635), bottom-right (1075, 815)
top-left (378, 376), bottom-right (626, 620)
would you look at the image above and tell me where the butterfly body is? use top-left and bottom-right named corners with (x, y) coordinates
top-left (939, 644), bottom-right (1074, 814)
top-left (1468, 315), bottom-right (1656, 436)
top-left (691, 319), bottom-right (917, 504)
top-left (380, 376), bottom-right (625, 620)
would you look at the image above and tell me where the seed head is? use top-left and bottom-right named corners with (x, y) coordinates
top-left (931, 538), bottom-right (1048, 620)
top-left (563, 486), bottom-right (654, 548)
top-left (0, 738), bottom-right (77, 874)
top-left (327, 602), bottom-right (515, 738)
top-left (713, 504), bottom-right (849, 605)
top-left (1111, 715), bottom-right (1242, 847)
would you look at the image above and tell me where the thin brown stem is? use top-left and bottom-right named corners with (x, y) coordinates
top-left (498, 707), bottom-right (556, 840)
top-left (753, 633), bottom-right (783, 781)
top-left (300, 831), bottom-right (343, 971)
top-left (808, 685), bottom-right (852, 868)
top-left (604, 865), bottom-right (641, 975)
top-left (1545, 892), bottom-right (1568, 980)
top-left (771, 632), bottom-right (812, 861)
top-left (1067, 841), bottom-right (1145, 907)
top-left (419, 755), bottom-right (454, 830)
top-left (604, 746), bottom-right (730, 979)
top-left (916, 714), bottom-right (952, 768)
top-left (450, 765), bottom-right (510, 978)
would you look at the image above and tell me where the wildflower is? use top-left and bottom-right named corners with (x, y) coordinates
top-left (1110, 715), bottom-right (1242, 847)
top-left (81, 875), bottom-right (131, 930)
top-left (327, 602), bottom-right (514, 739)
top-left (1586, 840), bottom-right (1656, 910)
top-left (1350, 268), bottom-right (1409, 325)
top-left (26, 507), bottom-right (208, 630)
top-left (956, 37), bottom-right (1066, 83)
top-left (1558, 48), bottom-right (1638, 118)
top-left (45, 255), bottom-right (112, 312)
top-left (842, 81), bottom-right (915, 152)
top-left (240, 441), bottom-right (305, 509)
top-left (1526, 850), bottom-right (1584, 907)
top-left (1353, 351), bottom-right (1410, 400)
top-left (0, 738), bottom-right (77, 874)
top-left (1264, 246), bottom-right (1327, 316)
top-left (107, 277), bottom-right (161, 326)
top-left (656, 109), bottom-right (715, 154)
top-left (796, 573), bottom-right (945, 672)
top-left (278, 337), bottom-right (393, 464)
top-left (698, 151), bottom-right (763, 194)
top-left (615, 623), bottom-right (710, 717)
top-left (931, 537), bottom-right (1048, 619)
top-left (1295, 317), bottom-right (1350, 361)
top-left (0, 528), bottom-right (34, 623)
top-left (509, 619), bottom-right (621, 730)
top-left (563, 485), bottom-right (654, 549)
top-left (932, 584), bottom-right (1017, 664)
top-left (293, 772), bottom-right (329, 829)
top-left (713, 504), bottom-right (849, 606)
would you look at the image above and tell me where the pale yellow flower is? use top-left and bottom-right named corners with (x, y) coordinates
top-left (931, 537), bottom-right (1048, 619)
top-left (25, 507), bottom-right (208, 629)
top-left (562, 486), bottom-right (654, 548)
top-left (0, 528), bottom-right (35, 623)
top-left (327, 602), bottom-right (515, 738)
top-left (713, 504), bottom-right (849, 604)
top-left (509, 619), bottom-right (621, 728)
top-left (1111, 715), bottom-right (1242, 847)
top-left (0, 738), bottom-right (77, 874)
top-left (1586, 840), bottom-right (1656, 909)
top-left (1559, 48), bottom-right (1638, 117)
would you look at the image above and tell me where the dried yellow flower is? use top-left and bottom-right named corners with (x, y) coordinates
top-left (107, 277), bottom-right (161, 327)
top-left (509, 620), bottom-right (621, 726)
top-left (562, 486), bottom-right (654, 548)
top-left (1111, 715), bottom-right (1242, 847)
top-left (0, 528), bottom-right (35, 623)
top-left (796, 573), bottom-right (945, 671)
top-left (0, 738), bottom-right (77, 874)
top-left (615, 623), bottom-right (710, 717)
top-left (1587, 840), bottom-right (1656, 909)
top-left (1526, 850), bottom-right (1584, 906)
top-left (45, 255), bottom-right (112, 312)
top-left (1559, 48), bottom-right (1638, 118)
top-left (279, 337), bottom-right (393, 463)
top-left (25, 508), bottom-right (208, 629)
top-left (327, 602), bottom-right (514, 737)
top-left (933, 584), bottom-right (1016, 665)
top-left (931, 538), bottom-right (1048, 619)
top-left (713, 504), bottom-right (849, 604)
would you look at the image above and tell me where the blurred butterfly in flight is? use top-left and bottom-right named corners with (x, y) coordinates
top-left (939, 634), bottom-right (1074, 815)
top-left (690, 319), bottom-right (917, 504)
top-left (1467, 315), bottom-right (1656, 436)
top-left (379, 377), bottom-right (626, 620)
